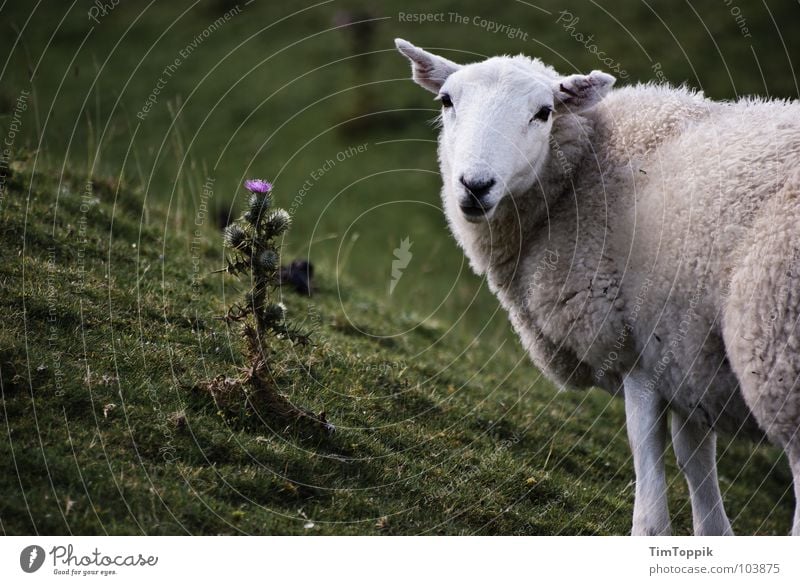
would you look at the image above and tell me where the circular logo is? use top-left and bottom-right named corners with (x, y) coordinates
top-left (20, 545), bottom-right (45, 573)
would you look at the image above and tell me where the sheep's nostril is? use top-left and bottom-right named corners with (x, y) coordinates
top-left (459, 176), bottom-right (496, 201)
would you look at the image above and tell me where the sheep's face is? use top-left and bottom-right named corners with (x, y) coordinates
top-left (434, 60), bottom-right (557, 222)
top-left (396, 39), bottom-right (615, 223)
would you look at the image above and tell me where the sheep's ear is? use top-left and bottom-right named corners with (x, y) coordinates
top-left (395, 38), bottom-right (461, 94)
top-left (552, 71), bottom-right (615, 114)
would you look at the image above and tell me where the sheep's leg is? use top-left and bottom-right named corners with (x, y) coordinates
top-left (624, 372), bottom-right (671, 535)
top-left (787, 443), bottom-right (800, 536)
top-left (671, 410), bottom-right (733, 535)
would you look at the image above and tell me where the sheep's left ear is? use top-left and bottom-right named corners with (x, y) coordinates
top-left (395, 38), bottom-right (462, 94)
top-left (552, 71), bottom-right (615, 114)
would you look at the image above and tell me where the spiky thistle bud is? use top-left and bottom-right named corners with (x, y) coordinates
top-left (245, 193), bottom-right (272, 226)
top-left (223, 224), bottom-right (248, 250)
top-left (265, 209), bottom-right (291, 237)
top-left (263, 302), bottom-right (286, 324)
top-left (257, 249), bottom-right (279, 272)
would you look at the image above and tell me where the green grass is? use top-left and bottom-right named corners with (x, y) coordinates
top-left (0, 155), bottom-right (794, 535)
top-left (1, 0), bottom-right (798, 535)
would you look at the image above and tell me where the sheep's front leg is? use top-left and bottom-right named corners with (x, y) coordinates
top-left (624, 372), bottom-right (671, 535)
top-left (671, 410), bottom-right (733, 535)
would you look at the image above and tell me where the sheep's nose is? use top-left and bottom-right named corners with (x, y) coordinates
top-left (459, 175), bottom-right (496, 201)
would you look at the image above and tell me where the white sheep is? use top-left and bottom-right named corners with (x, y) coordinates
top-left (396, 38), bottom-right (800, 535)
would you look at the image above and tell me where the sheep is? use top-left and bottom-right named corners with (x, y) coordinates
top-left (395, 38), bottom-right (800, 535)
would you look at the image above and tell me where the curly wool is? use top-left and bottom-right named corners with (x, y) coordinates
top-left (446, 76), bottom-right (800, 446)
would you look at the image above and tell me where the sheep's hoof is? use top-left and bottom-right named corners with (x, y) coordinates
top-left (631, 524), bottom-right (672, 536)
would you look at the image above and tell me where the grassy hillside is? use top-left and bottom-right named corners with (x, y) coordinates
top-left (2, 0), bottom-right (799, 535)
top-left (0, 155), bottom-right (794, 535)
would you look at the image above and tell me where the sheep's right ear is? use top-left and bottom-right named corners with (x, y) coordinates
top-left (552, 70), bottom-right (615, 114)
top-left (395, 38), bottom-right (461, 94)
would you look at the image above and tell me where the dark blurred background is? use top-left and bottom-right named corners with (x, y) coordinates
top-left (2, 0), bottom-right (799, 340)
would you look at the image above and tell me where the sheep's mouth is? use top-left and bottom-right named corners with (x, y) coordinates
top-left (459, 202), bottom-right (493, 221)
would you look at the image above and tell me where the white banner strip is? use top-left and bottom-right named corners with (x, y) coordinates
top-left (1, 536), bottom-right (797, 583)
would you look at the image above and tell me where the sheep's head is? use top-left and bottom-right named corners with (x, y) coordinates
top-left (395, 39), bottom-right (614, 223)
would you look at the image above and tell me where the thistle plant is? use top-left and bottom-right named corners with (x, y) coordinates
top-left (204, 179), bottom-right (331, 433)
top-left (220, 179), bottom-right (308, 345)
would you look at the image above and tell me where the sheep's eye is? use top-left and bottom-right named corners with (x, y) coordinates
top-left (532, 105), bottom-right (552, 122)
top-left (440, 93), bottom-right (453, 108)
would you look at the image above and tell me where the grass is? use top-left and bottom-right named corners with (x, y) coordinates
top-left (0, 155), bottom-right (794, 535)
top-left (1, 0), bottom-right (798, 535)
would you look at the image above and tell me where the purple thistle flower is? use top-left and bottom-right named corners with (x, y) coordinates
top-left (244, 179), bottom-right (273, 193)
